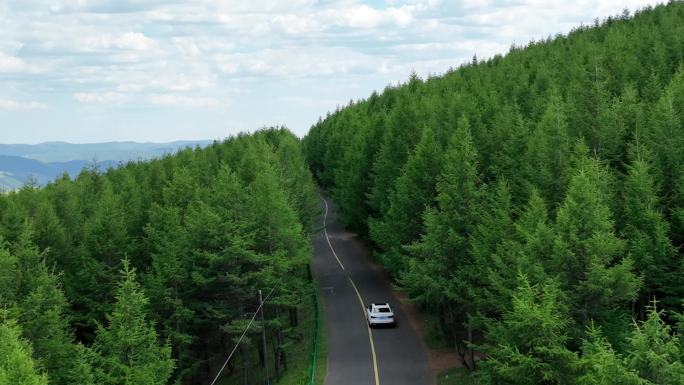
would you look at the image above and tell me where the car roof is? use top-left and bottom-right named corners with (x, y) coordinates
top-left (371, 302), bottom-right (390, 307)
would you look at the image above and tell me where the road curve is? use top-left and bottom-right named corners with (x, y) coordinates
top-left (313, 196), bottom-right (433, 385)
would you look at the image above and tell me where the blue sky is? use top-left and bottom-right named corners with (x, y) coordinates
top-left (0, 0), bottom-right (663, 143)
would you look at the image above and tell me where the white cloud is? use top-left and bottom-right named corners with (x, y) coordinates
top-left (326, 4), bottom-right (419, 29)
top-left (0, 98), bottom-right (46, 111)
top-left (0, 52), bottom-right (26, 72)
top-left (84, 32), bottom-right (157, 51)
top-left (148, 94), bottom-right (222, 108)
top-left (73, 91), bottom-right (126, 104)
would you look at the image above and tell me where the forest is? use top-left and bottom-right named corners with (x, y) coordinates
top-left (0, 128), bottom-right (318, 385)
top-left (303, 2), bottom-right (684, 383)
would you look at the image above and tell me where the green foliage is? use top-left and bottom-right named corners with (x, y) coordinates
top-left (0, 230), bottom-right (94, 385)
top-left (522, 93), bottom-right (571, 207)
top-left (370, 125), bottom-right (442, 274)
top-left (93, 261), bottom-right (174, 385)
top-left (626, 305), bottom-right (684, 384)
top-left (552, 151), bottom-right (640, 328)
top-left (477, 277), bottom-right (578, 385)
top-left (576, 325), bottom-right (643, 385)
top-left (303, 2), bottom-right (684, 382)
top-left (401, 117), bottom-right (482, 310)
top-left (0, 128), bottom-right (317, 384)
top-left (0, 319), bottom-right (48, 385)
top-left (622, 150), bottom-right (679, 310)
top-left (469, 179), bottom-right (517, 316)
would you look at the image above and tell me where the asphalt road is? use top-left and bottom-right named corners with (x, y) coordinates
top-left (313, 197), bottom-right (432, 385)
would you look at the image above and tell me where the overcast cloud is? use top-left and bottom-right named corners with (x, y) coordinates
top-left (0, 0), bottom-right (664, 143)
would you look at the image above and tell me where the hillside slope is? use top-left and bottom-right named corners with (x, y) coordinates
top-left (304, 2), bottom-right (684, 383)
top-left (0, 154), bottom-right (119, 189)
top-left (0, 140), bottom-right (212, 163)
top-left (0, 140), bottom-right (211, 190)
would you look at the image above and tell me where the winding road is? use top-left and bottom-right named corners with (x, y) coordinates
top-left (313, 197), bottom-right (432, 385)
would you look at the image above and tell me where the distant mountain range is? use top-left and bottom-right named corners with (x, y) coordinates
top-left (0, 140), bottom-right (212, 191)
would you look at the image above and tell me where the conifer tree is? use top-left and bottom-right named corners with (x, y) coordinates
top-left (0, 319), bottom-right (48, 385)
top-left (367, 94), bottom-right (419, 216)
top-left (523, 93), bottom-right (571, 207)
top-left (511, 188), bottom-right (555, 279)
top-left (622, 147), bottom-right (678, 312)
top-left (470, 178), bottom-right (516, 316)
top-left (475, 188), bottom-right (554, 318)
top-left (477, 277), bottom-right (578, 385)
top-left (1, 230), bottom-right (94, 385)
top-left (247, 163), bottom-right (306, 261)
top-left (626, 305), bottom-right (684, 384)
top-left (93, 260), bottom-right (174, 385)
top-left (646, 69), bottom-right (684, 210)
top-left (332, 111), bottom-right (384, 231)
top-left (273, 132), bottom-right (319, 228)
top-left (552, 148), bottom-right (640, 329)
top-left (29, 196), bottom-right (68, 260)
top-left (402, 116), bottom-right (482, 347)
top-left (370, 125), bottom-right (442, 274)
top-left (673, 174), bottom-right (684, 247)
top-left (576, 325), bottom-right (643, 385)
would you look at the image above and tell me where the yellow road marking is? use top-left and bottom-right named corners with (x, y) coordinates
top-left (349, 277), bottom-right (380, 385)
top-left (322, 198), bottom-right (345, 270)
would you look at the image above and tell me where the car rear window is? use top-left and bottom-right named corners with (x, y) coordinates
top-left (377, 307), bottom-right (391, 313)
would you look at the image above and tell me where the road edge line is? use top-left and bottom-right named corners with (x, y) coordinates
top-left (322, 198), bottom-right (346, 270)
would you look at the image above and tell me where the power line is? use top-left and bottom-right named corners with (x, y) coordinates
top-left (209, 282), bottom-right (279, 385)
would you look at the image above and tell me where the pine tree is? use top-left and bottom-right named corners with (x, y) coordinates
top-left (93, 260), bottom-right (174, 385)
top-left (0, 318), bottom-right (48, 385)
top-left (367, 94), bottom-right (419, 216)
top-left (512, 188), bottom-right (555, 279)
top-left (674, 173), bottom-right (684, 248)
top-left (401, 116), bottom-right (482, 356)
top-left (552, 148), bottom-right (640, 329)
top-left (0, 230), bottom-right (94, 385)
top-left (646, 69), bottom-right (684, 211)
top-left (622, 147), bottom-right (678, 313)
top-left (333, 123), bottom-right (377, 231)
top-left (28, 196), bottom-right (68, 261)
top-left (273, 132), bottom-right (319, 228)
top-left (626, 304), bottom-right (684, 384)
top-left (480, 104), bottom-right (529, 203)
top-left (523, 93), bottom-right (572, 207)
top-left (470, 178), bottom-right (516, 317)
top-left (576, 325), bottom-right (643, 385)
top-left (370, 125), bottom-right (442, 275)
top-left (477, 276), bottom-right (578, 385)
top-left (247, 163), bottom-right (306, 261)
top-left (475, 188), bottom-right (555, 318)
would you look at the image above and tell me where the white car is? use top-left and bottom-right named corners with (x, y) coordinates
top-left (366, 302), bottom-right (395, 327)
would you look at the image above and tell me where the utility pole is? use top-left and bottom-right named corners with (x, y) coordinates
top-left (259, 290), bottom-right (270, 385)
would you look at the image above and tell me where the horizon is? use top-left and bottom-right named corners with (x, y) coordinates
top-left (0, 139), bottom-right (215, 146)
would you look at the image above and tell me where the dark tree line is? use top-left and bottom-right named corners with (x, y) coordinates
top-left (0, 128), bottom-right (318, 385)
top-left (304, 2), bottom-right (684, 383)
